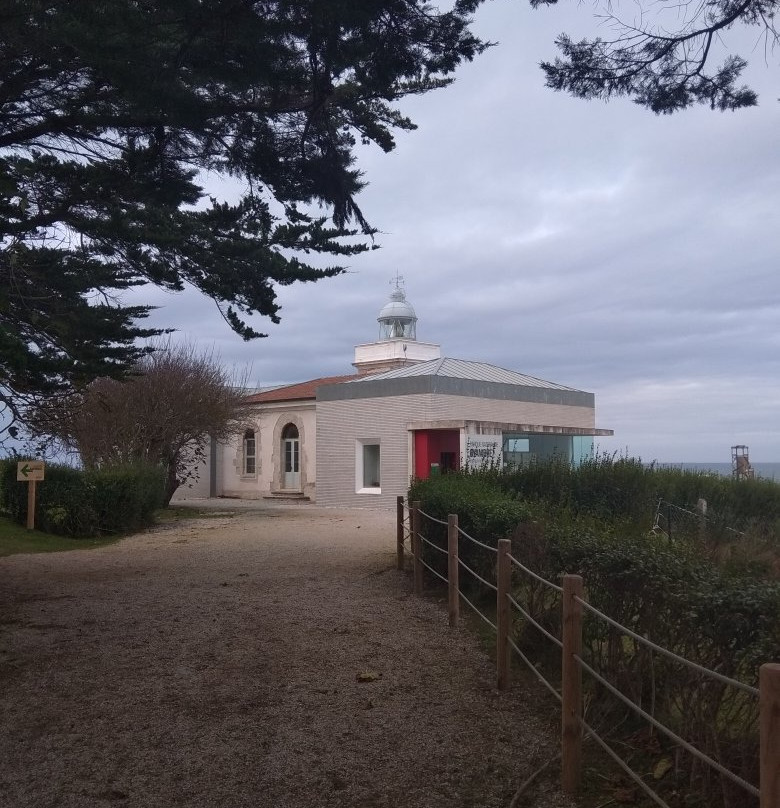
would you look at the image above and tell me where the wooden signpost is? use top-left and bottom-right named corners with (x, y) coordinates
top-left (16, 461), bottom-right (45, 530)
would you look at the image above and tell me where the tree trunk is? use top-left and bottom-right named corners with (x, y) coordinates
top-left (163, 462), bottom-right (180, 507)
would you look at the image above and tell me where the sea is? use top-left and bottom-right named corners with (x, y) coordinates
top-left (654, 462), bottom-right (780, 481)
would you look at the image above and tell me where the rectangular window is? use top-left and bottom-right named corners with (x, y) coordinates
top-left (506, 438), bottom-right (530, 453)
top-left (363, 444), bottom-right (380, 488)
top-left (243, 431), bottom-right (256, 475)
top-left (356, 440), bottom-right (381, 493)
top-left (284, 440), bottom-right (299, 473)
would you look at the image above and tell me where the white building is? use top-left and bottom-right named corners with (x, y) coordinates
top-left (176, 283), bottom-right (612, 506)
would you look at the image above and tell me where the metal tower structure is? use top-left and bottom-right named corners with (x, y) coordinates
top-left (731, 445), bottom-right (755, 479)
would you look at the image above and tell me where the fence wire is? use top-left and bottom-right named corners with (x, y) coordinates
top-left (655, 498), bottom-right (747, 539)
top-left (418, 508), bottom-right (449, 527)
top-left (420, 557), bottom-right (448, 585)
top-left (457, 557), bottom-right (497, 592)
top-left (574, 654), bottom-right (760, 797)
top-left (507, 552), bottom-right (563, 592)
top-left (507, 593), bottom-right (562, 649)
top-left (456, 524), bottom-right (498, 554)
top-left (507, 636), bottom-right (562, 703)
top-left (574, 596), bottom-right (759, 696)
top-left (397, 498), bottom-right (763, 806)
top-left (458, 588), bottom-right (497, 631)
top-left (578, 715), bottom-right (672, 808)
top-left (418, 532), bottom-right (448, 555)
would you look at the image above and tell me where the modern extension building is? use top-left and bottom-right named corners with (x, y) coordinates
top-left (177, 282), bottom-right (612, 506)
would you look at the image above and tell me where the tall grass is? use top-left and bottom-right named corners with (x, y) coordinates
top-left (498, 454), bottom-right (780, 579)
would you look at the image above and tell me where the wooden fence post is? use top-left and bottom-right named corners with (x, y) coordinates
top-left (448, 514), bottom-right (459, 628)
top-left (396, 496), bottom-right (405, 571)
top-left (561, 574), bottom-right (584, 795)
top-left (412, 500), bottom-right (423, 596)
top-left (760, 663), bottom-right (780, 808)
top-left (496, 538), bottom-right (511, 691)
top-left (697, 497), bottom-right (707, 541)
top-left (26, 479), bottom-right (36, 530)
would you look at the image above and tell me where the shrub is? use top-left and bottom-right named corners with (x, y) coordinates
top-left (409, 472), bottom-right (537, 586)
top-left (86, 464), bottom-right (166, 533)
top-left (498, 454), bottom-right (780, 578)
top-left (500, 453), bottom-right (780, 535)
top-left (0, 459), bottom-right (165, 537)
top-left (409, 464), bottom-right (780, 806)
top-left (514, 516), bottom-right (778, 804)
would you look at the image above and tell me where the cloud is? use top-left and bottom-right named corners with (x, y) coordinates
top-left (128, 0), bottom-right (780, 460)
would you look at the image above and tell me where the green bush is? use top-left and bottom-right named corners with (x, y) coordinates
top-left (515, 513), bottom-right (777, 803)
top-left (0, 459), bottom-right (165, 537)
top-left (409, 472), bottom-right (537, 586)
top-left (500, 453), bottom-right (780, 535)
top-left (409, 464), bottom-right (780, 806)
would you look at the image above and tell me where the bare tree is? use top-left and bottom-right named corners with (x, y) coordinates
top-left (29, 342), bottom-right (254, 504)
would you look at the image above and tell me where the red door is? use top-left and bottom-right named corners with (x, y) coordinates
top-left (414, 430), bottom-right (460, 479)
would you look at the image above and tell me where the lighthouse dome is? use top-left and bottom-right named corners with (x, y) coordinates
top-left (378, 284), bottom-right (417, 340)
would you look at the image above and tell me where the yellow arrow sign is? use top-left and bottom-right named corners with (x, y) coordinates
top-left (17, 460), bottom-right (45, 482)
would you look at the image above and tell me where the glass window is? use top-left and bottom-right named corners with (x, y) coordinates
top-left (572, 436), bottom-right (595, 466)
top-left (284, 438), bottom-right (299, 473)
top-left (361, 443), bottom-right (380, 490)
top-left (243, 430), bottom-right (256, 475)
top-left (282, 423), bottom-right (299, 440)
top-left (503, 433), bottom-right (597, 467)
top-left (503, 434), bottom-right (531, 468)
top-left (506, 438), bottom-right (530, 453)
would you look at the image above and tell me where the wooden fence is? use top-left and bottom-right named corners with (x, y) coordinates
top-left (396, 496), bottom-right (780, 808)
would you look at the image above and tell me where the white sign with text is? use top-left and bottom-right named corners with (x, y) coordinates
top-left (465, 436), bottom-right (503, 470)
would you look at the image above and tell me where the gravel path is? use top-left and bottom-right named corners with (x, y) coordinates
top-left (0, 502), bottom-right (574, 808)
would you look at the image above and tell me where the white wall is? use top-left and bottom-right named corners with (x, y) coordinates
top-left (218, 401), bottom-right (317, 499)
top-left (170, 441), bottom-right (211, 500)
top-left (315, 391), bottom-right (597, 508)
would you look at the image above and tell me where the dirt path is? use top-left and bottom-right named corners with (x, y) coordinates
top-left (0, 502), bottom-right (573, 808)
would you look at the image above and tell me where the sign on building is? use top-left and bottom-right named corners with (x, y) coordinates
top-left (465, 436), bottom-right (503, 470)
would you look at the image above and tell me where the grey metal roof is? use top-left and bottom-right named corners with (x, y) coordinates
top-left (378, 298), bottom-right (417, 322)
top-left (345, 357), bottom-right (581, 391)
top-left (377, 287), bottom-right (417, 322)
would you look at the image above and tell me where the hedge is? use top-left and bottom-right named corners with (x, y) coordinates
top-left (499, 453), bottom-right (780, 540)
top-left (408, 472), bottom-right (538, 585)
top-left (409, 466), bottom-right (780, 806)
top-left (0, 459), bottom-right (166, 537)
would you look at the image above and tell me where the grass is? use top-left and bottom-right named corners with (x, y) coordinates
top-left (0, 504), bottom-right (234, 558)
top-left (0, 513), bottom-right (121, 558)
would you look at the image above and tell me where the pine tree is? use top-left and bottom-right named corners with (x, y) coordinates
top-left (534, 0), bottom-right (771, 113)
top-left (0, 0), bottom-right (488, 429)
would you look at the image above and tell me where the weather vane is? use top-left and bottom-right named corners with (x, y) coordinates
top-left (391, 271), bottom-right (405, 293)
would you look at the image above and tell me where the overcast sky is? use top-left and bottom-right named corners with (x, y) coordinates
top-left (136, 0), bottom-right (780, 463)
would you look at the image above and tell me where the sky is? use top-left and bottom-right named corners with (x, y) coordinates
top-left (133, 0), bottom-right (780, 464)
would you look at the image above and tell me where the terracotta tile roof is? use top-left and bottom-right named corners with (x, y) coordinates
top-left (244, 374), bottom-right (358, 404)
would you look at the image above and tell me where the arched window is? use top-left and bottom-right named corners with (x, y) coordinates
top-left (243, 429), bottom-right (256, 475)
top-left (282, 423), bottom-right (299, 440)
